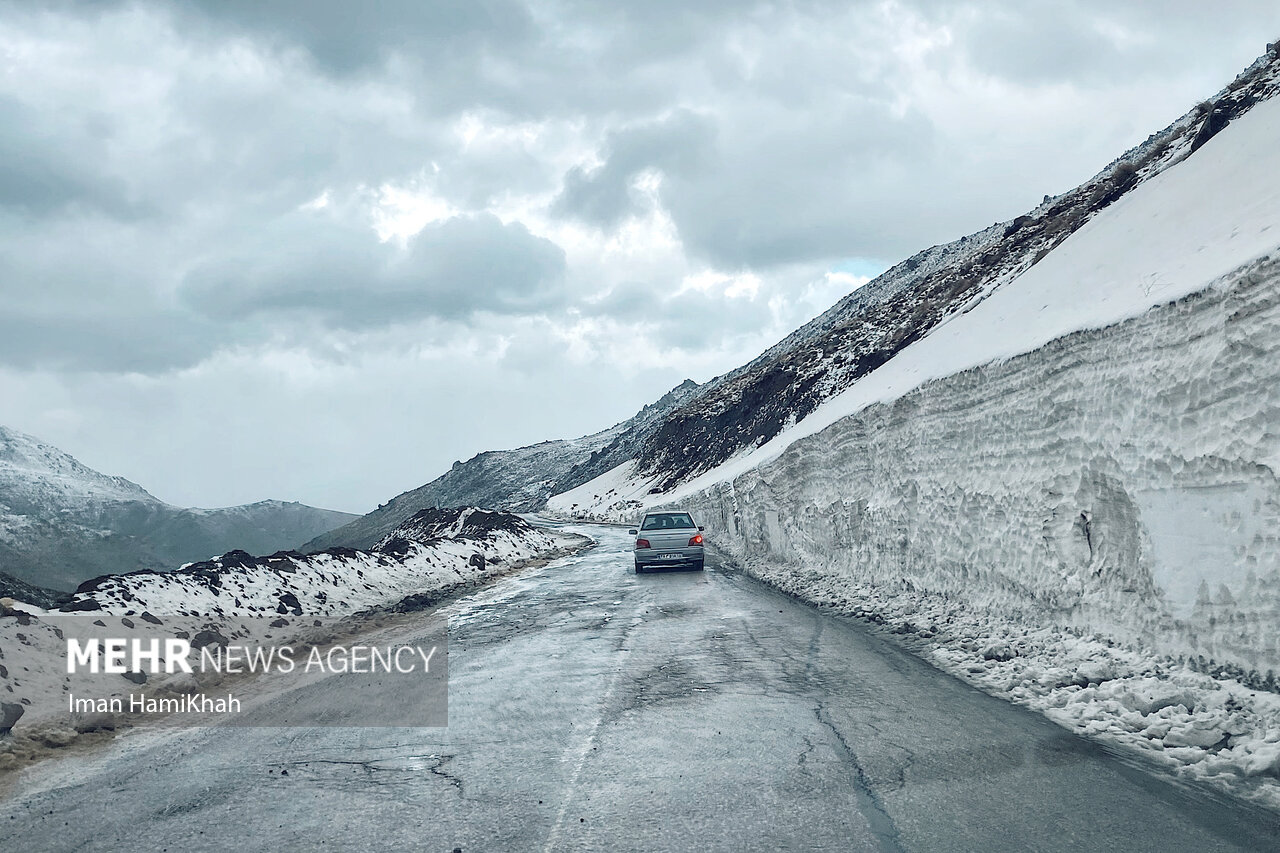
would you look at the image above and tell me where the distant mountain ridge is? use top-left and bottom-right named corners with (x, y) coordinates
top-left (0, 425), bottom-right (357, 590)
top-left (302, 379), bottom-right (700, 551)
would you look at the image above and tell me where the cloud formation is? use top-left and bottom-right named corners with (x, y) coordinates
top-left (181, 212), bottom-right (566, 327)
top-left (2, 0), bottom-right (1277, 510)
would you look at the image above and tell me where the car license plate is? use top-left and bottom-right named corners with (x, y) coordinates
top-left (661, 553), bottom-right (682, 559)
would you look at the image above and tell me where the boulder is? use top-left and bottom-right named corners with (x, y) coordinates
top-left (0, 701), bottom-right (23, 735)
top-left (191, 629), bottom-right (229, 650)
top-left (276, 592), bottom-right (302, 616)
top-left (981, 643), bottom-right (1016, 662)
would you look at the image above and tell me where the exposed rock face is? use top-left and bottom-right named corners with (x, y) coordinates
top-left (376, 507), bottom-right (538, 554)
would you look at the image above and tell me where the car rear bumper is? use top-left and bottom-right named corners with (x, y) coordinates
top-left (635, 546), bottom-right (703, 567)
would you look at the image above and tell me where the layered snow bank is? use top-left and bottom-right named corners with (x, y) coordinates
top-left (552, 90), bottom-right (1280, 521)
top-left (680, 255), bottom-right (1280, 805)
top-left (728, 557), bottom-right (1280, 810)
top-left (0, 508), bottom-right (573, 749)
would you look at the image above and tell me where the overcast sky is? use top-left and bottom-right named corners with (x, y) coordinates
top-left (2, 1), bottom-right (1277, 514)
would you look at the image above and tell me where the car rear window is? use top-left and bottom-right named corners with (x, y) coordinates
top-left (641, 513), bottom-right (695, 530)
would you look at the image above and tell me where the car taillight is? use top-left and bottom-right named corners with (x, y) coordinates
top-left (689, 534), bottom-right (703, 546)
top-left (635, 538), bottom-right (650, 549)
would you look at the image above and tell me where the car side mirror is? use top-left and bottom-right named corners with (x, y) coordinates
top-left (698, 526), bottom-right (705, 531)
top-left (628, 529), bottom-right (638, 536)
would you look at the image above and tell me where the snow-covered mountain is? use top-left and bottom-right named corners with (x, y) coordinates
top-left (0, 425), bottom-right (357, 591)
top-left (554, 48), bottom-right (1280, 514)
top-left (303, 378), bottom-right (699, 551)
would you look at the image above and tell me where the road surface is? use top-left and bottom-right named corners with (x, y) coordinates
top-left (2, 524), bottom-right (1277, 852)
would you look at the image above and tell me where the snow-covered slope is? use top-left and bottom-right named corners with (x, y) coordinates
top-left (675, 252), bottom-right (1280, 802)
top-left (304, 378), bottom-right (699, 551)
top-left (0, 425), bottom-right (156, 506)
top-left (0, 570), bottom-right (70, 610)
top-left (0, 425), bottom-right (358, 590)
top-left (551, 46), bottom-right (1280, 519)
top-left (550, 46), bottom-right (1280, 669)
top-left (683, 252), bottom-right (1280, 665)
top-left (0, 508), bottom-right (574, 742)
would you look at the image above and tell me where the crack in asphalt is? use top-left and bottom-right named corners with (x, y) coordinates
top-left (427, 754), bottom-right (465, 795)
top-left (279, 753), bottom-right (464, 794)
top-left (814, 704), bottom-right (906, 853)
top-left (282, 757), bottom-right (416, 775)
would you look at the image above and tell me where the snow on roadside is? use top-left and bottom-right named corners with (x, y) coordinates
top-left (0, 508), bottom-right (571, 756)
top-left (546, 460), bottom-right (653, 522)
top-left (735, 559), bottom-right (1280, 811)
top-left (675, 251), bottom-right (1280, 810)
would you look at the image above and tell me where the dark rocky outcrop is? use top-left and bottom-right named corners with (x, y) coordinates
top-left (1, 702), bottom-right (23, 735)
top-left (0, 571), bottom-right (71, 610)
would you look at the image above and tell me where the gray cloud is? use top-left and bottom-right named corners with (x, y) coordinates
top-left (660, 104), bottom-right (942, 267)
top-left (181, 212), bottom-right (566, 327)
top-left (952, 5), bottom-right (1130, 84)
top-left (552, 110), bottom-right (716, 229)
top-left (935, 1), bottom-right (1280, 85)
top-left (184, 0), bottom-right (537, 76)
top-left (0, 310), bottom-right (213, 373)
top-left (581, 279), bottom-right (777, 351)
top-left (0, 97), bottom-right (142, 219)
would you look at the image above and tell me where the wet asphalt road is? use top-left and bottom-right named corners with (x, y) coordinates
top-left (2, 524), bottom-right (1279, 852)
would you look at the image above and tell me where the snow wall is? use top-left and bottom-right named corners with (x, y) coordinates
top-left (681, 256), bottom-right (1280, 680)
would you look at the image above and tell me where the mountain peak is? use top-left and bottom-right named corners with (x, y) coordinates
top-left (0, 425), bottom-right (357, 590)
top-left (0, 424), bottom-right (157, 505)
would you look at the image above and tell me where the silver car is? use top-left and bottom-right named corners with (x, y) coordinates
top-left (629, 511), bottom-right (705, 573)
